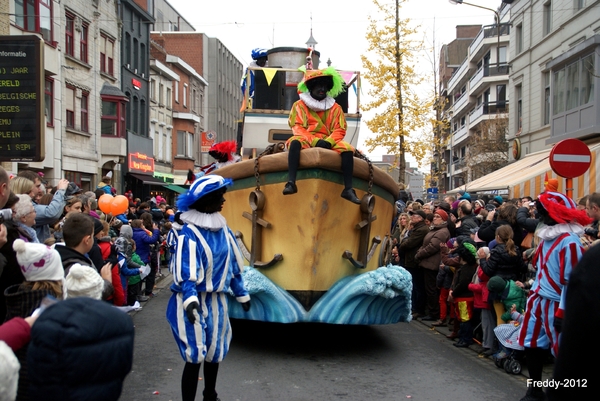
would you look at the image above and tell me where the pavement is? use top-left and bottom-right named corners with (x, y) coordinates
top-left (131, 268), bottom-right (553, 381)
top-left (413, 315), bottom-right (553, 381)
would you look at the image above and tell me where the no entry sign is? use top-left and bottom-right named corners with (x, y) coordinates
top-left (549, 139), bottom-right (591, 178)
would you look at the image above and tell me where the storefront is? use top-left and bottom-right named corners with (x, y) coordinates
top-left (449, 141), bottom-right (600, 200)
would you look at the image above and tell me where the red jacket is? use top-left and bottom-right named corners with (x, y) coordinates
top-left (98, 240), bottom-right (126, 306)
top-left (468, 267), bottom-right (491, 309)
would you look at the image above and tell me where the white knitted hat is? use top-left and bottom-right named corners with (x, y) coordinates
top-left (13, 239), bottom-right (64, 283)
top-left (0, 341), bottom-right (19, 401)
top-left (65, 265), bottom-right (104, 300)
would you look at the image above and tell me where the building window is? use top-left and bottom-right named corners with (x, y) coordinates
top-left (150, 79), bottom-right (156, 101)
top-left (516, 24), bottom-right (523, 54)
top-left (553, 70), bottom-right (565, 115)
top-left (516, 84), bottom-right (522, 133)
top-left (580, 54), bottom-right (594, 106)
top-left (44, 78), bottom-right (53, 126)
top-left (101, 97), bottom-right (126, 137)
top-left (81, 92), bottom-right (88, 132)
top-left (80, 23), bottom-right (88, 63)
top-left (177, 130), bottom-right (193, 157)
top-left (183, 84), bottom-right (188, 108)
top-left (543, 72), bottom-right (550, 125)
top-left (552, 54), bottom-right (594, 116)
top-left (166, 129), bottom-right (172, 162)
top-left (65, 13), bottom-right (74, 57)
top-left (543, 1), bottom-right (552, 36)
top-left (65, 86), bottom-right (75, 128)
top-left (166, 87), bottom-right (172, 108)
top-left (100, 34), bottom-right (114, 76)
top-left (566, 61), bottom-right (580, 111)
top-left (125, 33), bottom-right (131, 68)
top-left (14, 0), bottom-right (53, 42)
top-left (497, 85), bottom-right (506, 105)
top-left (159, 83), bottom-right (164, 105)
top-left (575, 0), bottom-right (585, 11)
top-left (175, 83), bottom-right (179, 103)
top-left (498, 47), bottom-right (507, 64)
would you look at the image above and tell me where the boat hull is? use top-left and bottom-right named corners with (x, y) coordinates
top-left (215, 148), bottom-right (413, 324)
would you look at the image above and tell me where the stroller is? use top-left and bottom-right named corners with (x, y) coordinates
top-left (492, 311), bottom-right (525, 375)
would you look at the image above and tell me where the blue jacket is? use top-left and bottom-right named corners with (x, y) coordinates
top-left (33, 189), bottom-right (66, 243)
top-left (132, 227), bottom-right (159, 263)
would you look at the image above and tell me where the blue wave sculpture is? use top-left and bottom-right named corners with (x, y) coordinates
top-left (228, 265), bottom-right (412, 325)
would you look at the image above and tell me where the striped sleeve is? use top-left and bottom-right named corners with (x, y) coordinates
top-left (556, 238), bottom-right (585, 318)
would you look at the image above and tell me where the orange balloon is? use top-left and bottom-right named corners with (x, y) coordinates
top-left (110, 195), bottom-right (129, 215)
top-left (98, 194), bottom-right (114, 214)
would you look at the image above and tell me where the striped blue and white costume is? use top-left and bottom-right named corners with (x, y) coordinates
top-left (166, 210), bottom-right (250, 364)
top-left (519, 225), bottom-right (585, 357)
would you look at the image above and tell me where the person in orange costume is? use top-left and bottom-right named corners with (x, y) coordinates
top-left (283, 66), bottom-right (360, 204)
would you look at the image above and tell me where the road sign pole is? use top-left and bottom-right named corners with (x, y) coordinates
top-left (566, 178), bottom-right (573, 199)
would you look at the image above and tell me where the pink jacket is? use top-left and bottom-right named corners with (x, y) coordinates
top-left (468, 267), bottom-right (491, 309)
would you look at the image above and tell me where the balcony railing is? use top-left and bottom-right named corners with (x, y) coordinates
top-left (469, 101), bottom-right (509, 124)
top-left (453, 92), bottom-right (468, 112)
top-left (469, 23), bottom-right (511, 55)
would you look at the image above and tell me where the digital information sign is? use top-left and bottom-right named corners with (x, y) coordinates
top-left (0, 35), bottom-right (45, 162)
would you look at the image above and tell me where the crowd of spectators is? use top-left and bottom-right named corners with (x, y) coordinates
top-left (0, 167), bottom-right (174, 401)
top-left (389, 184), bottom-right (599, 401)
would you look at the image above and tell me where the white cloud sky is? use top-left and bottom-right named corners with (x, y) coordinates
top-left (167, 0), bottom-right (498, 168)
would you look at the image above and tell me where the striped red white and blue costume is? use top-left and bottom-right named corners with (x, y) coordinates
top-left (518, 224), bottom-right (586, 356)
top-left (166, 210), bottom-right (249, 364)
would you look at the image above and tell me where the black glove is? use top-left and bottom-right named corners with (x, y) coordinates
top-left (185, 301), bottom-right (201, 324)
top-left (584, 227), bottom-right (599, 238)
top-left (553, 316), bottom-right (563, 333)
top-left (315, 140), bottom-right (332, 149)
top-left (241, 301), bottom-right (251, 312)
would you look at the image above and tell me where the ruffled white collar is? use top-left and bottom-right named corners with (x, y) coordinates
top-left (538, 223), bottom-right (584, 240)
top-left (180, 210), bottom-right (227, 231)
top-left (300, 92), bottom-right (335, 112)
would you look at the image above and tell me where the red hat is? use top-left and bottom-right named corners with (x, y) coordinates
top-left (436, 209), bottom-right (449, 222)
top-left (537, 191), bottom-right (592, 225)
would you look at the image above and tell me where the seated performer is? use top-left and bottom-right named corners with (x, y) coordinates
top-left (283, 66), bottom-right (360, 204)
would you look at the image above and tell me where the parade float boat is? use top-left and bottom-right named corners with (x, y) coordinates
top-left (218, 47), bottom-right (412, 325)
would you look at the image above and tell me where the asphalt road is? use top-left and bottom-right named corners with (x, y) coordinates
top-left (121, 280), bottom-right (527, 401)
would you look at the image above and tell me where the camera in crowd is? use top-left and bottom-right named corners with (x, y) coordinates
top-left (584, 227), bottom-right (599, 238)
top-left (0, 208), bottom-right (12, 223)
top-left (484, 203), bottom-right (496, 212)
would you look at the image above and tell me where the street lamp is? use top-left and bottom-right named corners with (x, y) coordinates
top-left (449, 0), bottom-right (501, 73)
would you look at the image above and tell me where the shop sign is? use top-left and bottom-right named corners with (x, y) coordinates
top-left (129, 152), bottom-right (154, 173)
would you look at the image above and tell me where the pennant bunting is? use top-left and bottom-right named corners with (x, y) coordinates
top-left (262, 68), bottom-right (278, 86)
top-left (340, 71), bottom-right (354, 85)
top-left (352, 83), bottom-right (357, 94)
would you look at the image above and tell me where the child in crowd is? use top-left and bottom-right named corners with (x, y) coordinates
top-left (470, 246), bottom-right (494, 356)
top-left (96, 220), bottom-right (126, 306)
top-left (5, 239), bottom-right (66, 400)
top-left (114, 225), bottom-right (146, 305)
top-left (434, 237), bottom-right (459, 327)
top-left (487, 276), bottom-right (527, 323)
top-left (127, 240), bottom-right (148, 304)
top-left (448, 241), bottom-right (478, 348)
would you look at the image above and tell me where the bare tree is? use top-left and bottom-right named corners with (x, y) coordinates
top-left (466, 113), bottom-right (509, 182)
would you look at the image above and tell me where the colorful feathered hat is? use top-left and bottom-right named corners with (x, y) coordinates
top-left (537, 191), bottom-right (592, 225)
top-left (208, 140), bottom-right (237, 162)
top-left (177, 175), bottom-right (232, 212)
top-left (297, 65), bottom-right (345, 98)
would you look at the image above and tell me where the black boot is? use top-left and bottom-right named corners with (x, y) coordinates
top-left (340, 152), bottom-right (360, 204)
top-left (283, 141), bottom-right (301, 195)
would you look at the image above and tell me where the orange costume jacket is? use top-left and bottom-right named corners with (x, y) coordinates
top-left (287, 100), bottom-right (354, 154)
